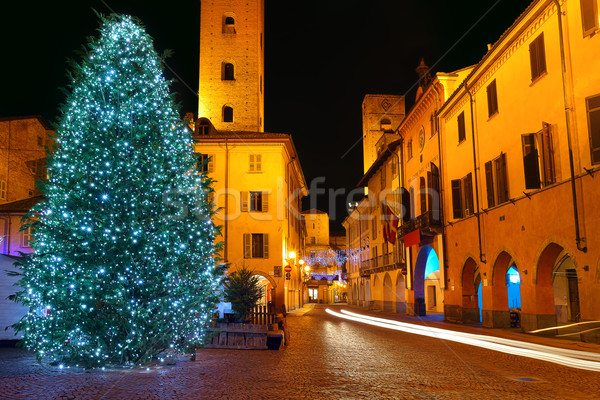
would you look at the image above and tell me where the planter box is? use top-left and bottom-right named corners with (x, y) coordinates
top-left (205, 323), bottom-right (268, 350)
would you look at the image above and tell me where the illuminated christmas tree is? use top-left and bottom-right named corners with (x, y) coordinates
top-left (11, 15), bottom-right (222, 368)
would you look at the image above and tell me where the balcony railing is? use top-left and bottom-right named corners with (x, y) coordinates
top-left (359, 253), bottom-right (405, 277)
top-left (400, 210), bottom-right (442, 236)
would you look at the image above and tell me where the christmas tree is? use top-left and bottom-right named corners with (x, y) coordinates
top-left (11, 14), bottom-right (222, 368)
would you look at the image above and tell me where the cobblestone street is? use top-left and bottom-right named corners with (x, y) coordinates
top-left (1, 304), bottom-right (600, 399)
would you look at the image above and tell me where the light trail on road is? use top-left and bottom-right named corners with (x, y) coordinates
top-left (326, 308), bottom-right (600, 372)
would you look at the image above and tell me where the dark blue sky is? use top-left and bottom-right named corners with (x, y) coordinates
top-left (0, 0), bottom-right (530, 229)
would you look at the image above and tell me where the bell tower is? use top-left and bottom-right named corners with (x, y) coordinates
top-left (198, 0), bottom-right (265, 132)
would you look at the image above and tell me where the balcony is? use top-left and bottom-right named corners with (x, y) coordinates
top-left (359, 253), bottom-right (405, 278)
top-left (401, 210), bottom-right (442, 237)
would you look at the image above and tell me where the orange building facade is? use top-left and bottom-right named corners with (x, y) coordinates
top-left (440, 0), bottom-right (600, 336)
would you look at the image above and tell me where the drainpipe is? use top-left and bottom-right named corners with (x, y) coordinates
top-left (552, 0), bottom-right (587, 252)
top-left (432, 82), bottom-right (449, 287)
top-left (465, 84), bottom-right (486, 264)
top-left (224, 139), bottom-right (229, 263)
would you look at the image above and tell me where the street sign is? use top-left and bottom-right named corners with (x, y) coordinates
top-left (284, 265), bottom-right (292, 273)
top-left (285, 272), bottom-right (291, 280)
top-left (274, 266), bottom-right (282, 277)
top-left (401, 266), bottom-right (407, 276)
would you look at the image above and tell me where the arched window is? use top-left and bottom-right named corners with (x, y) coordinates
top-left (223, 14), bottom-right (236, 34)
top-left (223, 63), bottom-right (234, 80)
top-left (223, 106), bottom-right (233, 123)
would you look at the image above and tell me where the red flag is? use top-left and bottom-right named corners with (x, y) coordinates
top-left (382, 205), bottom-right (399, 244)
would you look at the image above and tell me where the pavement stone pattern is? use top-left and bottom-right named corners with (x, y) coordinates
top-left (1, 304), bottom-right (599, 399)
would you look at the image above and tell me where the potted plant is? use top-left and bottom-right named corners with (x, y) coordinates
top-left (223, 266), bottom-right (263, 322)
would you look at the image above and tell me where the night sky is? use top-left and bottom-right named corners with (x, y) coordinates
top-left (1, 1), bottom-right (530, 230)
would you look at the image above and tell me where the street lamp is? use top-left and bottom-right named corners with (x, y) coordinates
top-left (288, 251), bottom-right (296, 259)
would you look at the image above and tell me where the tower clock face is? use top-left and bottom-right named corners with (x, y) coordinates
top-left (419, 127), bottom-right (426, 152)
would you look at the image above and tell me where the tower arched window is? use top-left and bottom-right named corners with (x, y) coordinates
top-left (223, 106), bottom-right (234, 123)
top-left (223, 14), bottom-right (236, 34)
top-left (223, 63), bottom-right (235, 80)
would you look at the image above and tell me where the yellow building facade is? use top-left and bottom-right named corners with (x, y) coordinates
top-left (440, 0), bottom-right (600, 337)
top-left (196, 0), bottom-right (307, 312)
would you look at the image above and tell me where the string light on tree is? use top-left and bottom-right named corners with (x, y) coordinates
top-left (11, 14), bottom-right (223, 368)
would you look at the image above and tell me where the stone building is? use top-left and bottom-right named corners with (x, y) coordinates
top-left (0, 116), bottom-right (52, 341)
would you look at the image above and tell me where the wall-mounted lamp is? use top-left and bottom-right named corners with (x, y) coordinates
top-left (299, 259), bottom-right (305, 265)
top-left (288, 251), bottom-right (296, 259)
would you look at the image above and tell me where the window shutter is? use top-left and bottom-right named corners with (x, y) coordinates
top-left (249, 154), bottom-right (255, 172)
top-left (487, 81), bottom-right (498, 117)
top-left (241, 191), bottom-right (249, 212)
top-left (262, 192), bottom-right (268, 212)
top-left (587, 96), bottom-right (600, 164)
top-left (541, 123), bottom-right (555, 185)
top-left (496, 153), bottom-right (509, 203)
top-left (522, 134), bottom-right (541, 189)
top-left (457, 112), bottom-right (466, 143)
top-left (243, 234), bottom-right (251, 258)
top-left (256, 154), bottom-right (262, 171)
top-left (537, 35), bottom-right (546, 76)
top-left (419, 177), bottom-right (427, 216)
top-left (581, 0), bottom-right (599, 35)
top-left (463, 173), bottom-right (474, 216)
top-left (401, 187), bottom-right (411, 223)
top-left (263, 234), bottom-right (269, 259)
top-left (451, 179), bottom-right (462, 219)
top-left (529, 39), bottom-right (539, 80)
top-left (485, 161), bottom-right (495, 208)
top-left (208, 154), bottom-right (214, 173)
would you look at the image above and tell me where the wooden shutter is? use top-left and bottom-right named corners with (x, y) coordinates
top-left (262, 192), bottom-right (268, 212)
top-left (241, 191), bottom-right (249, 212)
top-left (485, 161), bottom-right (495, 208)
top-left (256, 154), bottom-right (262, 171)
top-left (495, 153), bottom-right (509, 203)
top-left (540, 123), bottom-right (555, 185)
top-left (419, 177), bottom-right (427, 215)
top-left (457, 112), bottom-right (466, 143)
top-left (487, 80), bottom-right (498, 117)
top-left (263, 234), bottom-right (269, 259)
top-left (587, 95), bottom-right (600, 164)
top-left (208, 154), bottom-right (214, 173)
top-left (401, 187), bottom-right (411, 223)
top-left (529, 34), bottom-right (546, 81)
top-left (451, 179), bottom-right (462, 219)
top-left (581, 0), bottom-right (599, 35)
top-left (243, 234), bottom-right (251, 258)
top-left (463, 173), bottom-right (474, 216)
top-left (249, 154), bottom-right (255, 172)
top-left (522, 134), bottom-right (541, 189)
top-left (430, 163), bottom-right (440, 221)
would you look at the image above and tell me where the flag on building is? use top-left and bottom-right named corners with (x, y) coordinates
top-left (382, 204), bottom-right (399, 244)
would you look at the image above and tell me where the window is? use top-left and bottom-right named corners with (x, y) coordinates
top-left (409, 186), bottom-right (415, 219)
top-left (457, 111), bottom-right (466, 143)
top-left (485, 153), bottom-right (509, 208)
top-left (22, 227), bottom-right (32, 247)
top-left (223, 15), bottom-right (236, 34)
top-left (521, 123), bottom-right (555, 189)
top-left (240, 191), bottom-right (268, 212)
top-left (587, 94), bottom-right (600, 164)
top-left (581, 0), bottom-right (599, 36)
top-left (0, 180), bottom-right (6, 200)
top-left (223, 63), bottom-right (235, 81)
top-left (380, 118), bottom-right (392, 132)
top-left (310, 236), bottom-right (316, 245)
top-left (380, 165), bottom-right (386, 189)
top-left (428, 163), bottom-right (441, 220)
top-left (223, 106), bottom-right (233, 123)
top-left (195, 153), bottom-right (214, 173)
top-left (487, 80), bottom-right (499, 117)
top-left (529, 33), bottom-right (547, 82)
top-left (249, 154), bottom-right (262, 172)
top-left (430, 113), bottom-right (437, 137)
top-left (451, 173), bottom-right (474, 219)
top-left (407, 139), bottom-right (413, 160)
top-left (196, 118), bottom-right (210, 136)
top-left (37, 136), bottom-right (43, 147)
top-left (244, 233), bottom-right (269, 258)
top-left (26, 159), bottom-right (46, 180)
top-left (391, 157), bottom-right (398, 179)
